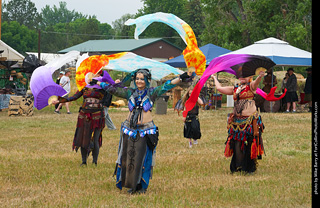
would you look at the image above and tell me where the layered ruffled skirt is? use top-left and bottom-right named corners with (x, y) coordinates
top-left (73, 110), bottom-right (105, 152)
top-left (224, 112), bottom-right (265, 173)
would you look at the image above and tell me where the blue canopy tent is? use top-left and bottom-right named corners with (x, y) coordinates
top-left (165, 43), bottom-right (231, 67)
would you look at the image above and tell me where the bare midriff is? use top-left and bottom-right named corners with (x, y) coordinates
top-left (234, 99), bottom-right (257, 117)
top-left (126, 110), bottom-right (153, 124)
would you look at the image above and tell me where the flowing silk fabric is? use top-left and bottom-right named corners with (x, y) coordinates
top-left (256, 86), bottom-right (287, 101)
top-left (30, 66), bottom-right (67, 110)
top-left (125, 12), bottom-right (206, 75)
top-left (182, 54), bottom-right (286, 117)
top-left (105, 52), bottom-right (183, 80)
top-left (76, 53), bottom-right (126, 90)
top-left (76, 53), bottom-right (117, 89)
top-left (76, 55), bottom-right (110, 91)
top-left (75, 52), bottom-right (182, 90)
top-left (30, 51), bottom-right (80, 110)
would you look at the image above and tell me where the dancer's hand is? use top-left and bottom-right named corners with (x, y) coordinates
top-left (89, 79), bottom-right (98, 85)
top-left (179, 72), bottom-right (191, 82)
top-left (258, 70), bottom-right (265, 77)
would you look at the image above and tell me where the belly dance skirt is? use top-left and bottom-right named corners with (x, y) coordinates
top-left (73, 109), bottom-right (105, 152)
top-left (224, 112), bottom-right (265, 173)
top-left (115, 120), bottom-right (158, 191)
top-left (184, 115), bottom-right (201, 140)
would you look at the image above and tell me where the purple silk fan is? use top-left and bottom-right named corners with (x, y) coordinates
top-left (30, 66), bottom-right (67, 110)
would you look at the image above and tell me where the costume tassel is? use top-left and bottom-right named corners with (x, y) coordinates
top-left (251, 138), bottom-right (257, 159)
top-left (224, 137), bottom-right (233, 157)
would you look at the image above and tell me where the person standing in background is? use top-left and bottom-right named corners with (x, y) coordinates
top-left (55, 71), bottom-right (65, 110)
top-left (55, 70), bottom-right (71, 114)
top-left (102, 84), bottom-right (117, 130)
top-left (285, 68), bottom-right (298, 113)
top-left (262, 68), bottom-right (277, 93)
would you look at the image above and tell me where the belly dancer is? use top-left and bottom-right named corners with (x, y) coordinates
top-left (212, 71), bottom-right (265, 173)
top-left (96, 69), bottom-right (190, 193)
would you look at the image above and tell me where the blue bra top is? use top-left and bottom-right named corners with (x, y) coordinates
top-left (128, 89), bottom-right (153, 112)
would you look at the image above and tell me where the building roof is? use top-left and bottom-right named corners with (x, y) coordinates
top-left (58, 38), bottom-right (182, 54)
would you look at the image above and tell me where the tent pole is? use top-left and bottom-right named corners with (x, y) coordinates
top-left (38, 29), bottom-right (41, 60)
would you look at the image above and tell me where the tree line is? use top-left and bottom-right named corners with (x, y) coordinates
top-left (1, 0), bottom-right (311, 56)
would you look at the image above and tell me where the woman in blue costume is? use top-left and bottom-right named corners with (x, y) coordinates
top-left (95, 69), bottom-right (190, 194)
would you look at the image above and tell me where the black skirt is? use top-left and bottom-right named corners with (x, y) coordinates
top-left (184, 115), bottom-right (201, 140)
top-left (284, 91), bottom-right (298, 103)
top-left (229, 139), bottom-right (257, 173)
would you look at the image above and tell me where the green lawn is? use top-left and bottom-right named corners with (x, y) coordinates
top-left (0, 105), bottom-right (312, 207)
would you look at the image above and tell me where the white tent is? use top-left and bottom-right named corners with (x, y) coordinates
top-left (0, 40), bottom-right (24, 62)
top-left (26, 52), bottom-right (62, 64)
top-left (225, 37), bottom-right (312, 67)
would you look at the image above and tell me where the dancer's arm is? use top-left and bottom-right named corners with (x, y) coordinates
top-left (149, 72), bottom-right (190, 100)
top-left (250, 71), bottom-right (265, 92)
top-left (197, 97), bottom-right (204, 105)
top-left (53, 90), bottom-right (83, 104)
top-left (211, 75), bottom-right (233, 95)
top-left (98, 81), bottom-right (131, 100)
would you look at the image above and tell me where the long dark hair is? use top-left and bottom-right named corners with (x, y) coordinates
top-left (133, 68), bottom-right (151, 88)
top-left (181, 87), bottom-right (194, 107)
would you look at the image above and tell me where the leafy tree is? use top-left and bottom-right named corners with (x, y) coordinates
top-left (99, 23), bottom-right (114, 38)
top-left (112, 14), bottom-right (135, 39)
top-left (201, 0), bottom-right (252, 50)
top-left (2, 0), bottom-right (41, 29)
top-left (182, 0), bottom-right (205, 46)
top-left (40, 1), bottom-right (89, 28)
top-left (1, 1), bottom-right (114, 54)
top-left (136, 0), bottom-right (188, 48)
top-left (1, 21), bottom-right (37, 53)
top-left (38, 1), bottom-right (114, 52)
top-left (201, 0), bottom-right (312, 51)
top-left (40, 17), bottom-right (114, 53)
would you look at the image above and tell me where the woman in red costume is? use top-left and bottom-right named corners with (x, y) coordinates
top-left (212, 71), bottom-right (265, 174)
top-left (52, 72), bottom-right (111, 166)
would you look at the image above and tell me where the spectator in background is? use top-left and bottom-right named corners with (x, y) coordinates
top-left (281, 72), bottom-right (289, 93)
top-left (56, 71), bottom-right (64, 85)
top-left (262, 68), bottom-right (277, 93)
top-left (280, 72), bottom-right (289, 110)
top-left (304, 67), bottom-right (312, 112)
top-left (55, 71), bottom-right (65, 110)
top-left (101, 83), bottom-right (117, 130)
top-left (55, 70), bottom-right (71, 114)
top-left (285, 68), bottom-right (298, 113)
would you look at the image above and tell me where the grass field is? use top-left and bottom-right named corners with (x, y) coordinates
top-left (0, 105), bottom-right (312, 207)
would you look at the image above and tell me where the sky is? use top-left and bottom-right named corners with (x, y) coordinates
top-left (29, 0), bottom-right (144, 25)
